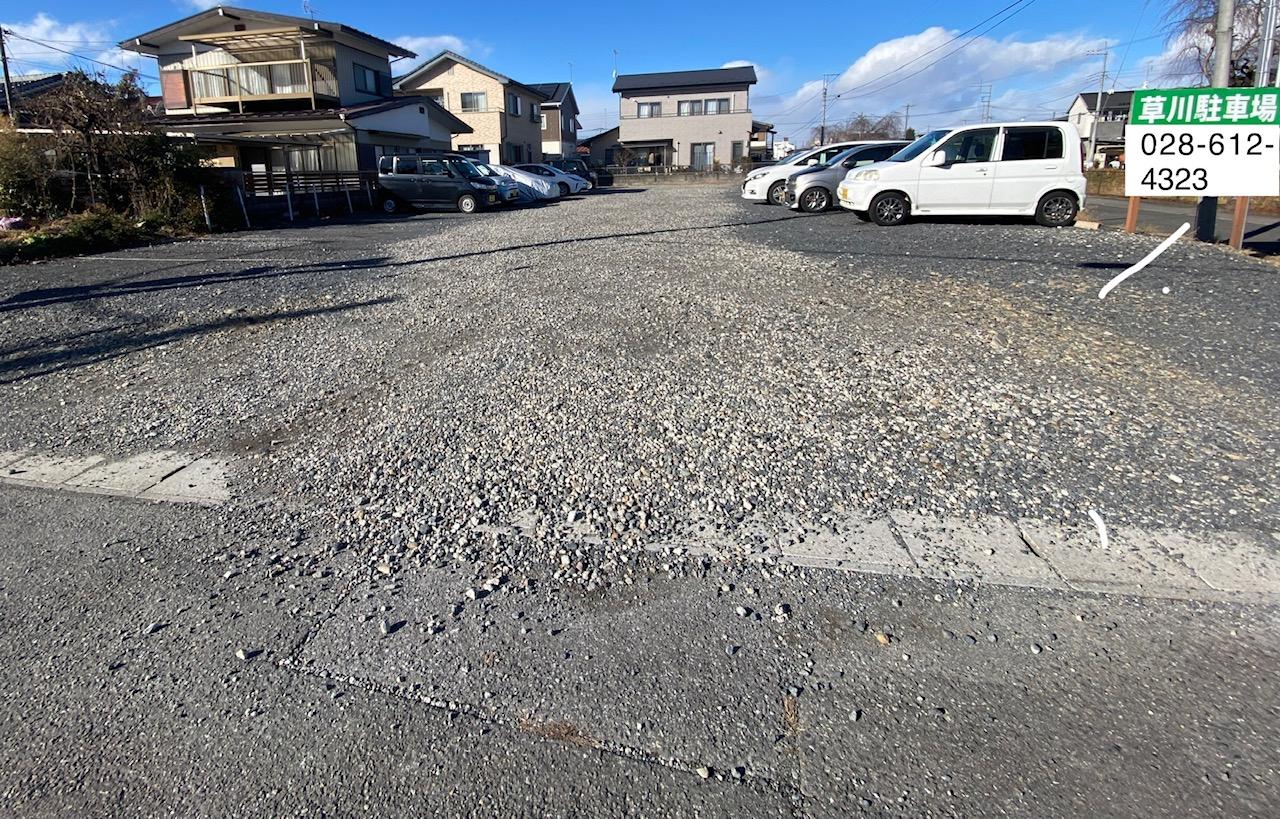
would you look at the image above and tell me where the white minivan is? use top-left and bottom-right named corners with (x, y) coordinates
top-left (836, 122), bottom-right (1086, 227)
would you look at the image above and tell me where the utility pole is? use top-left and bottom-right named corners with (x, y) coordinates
top-left (902, 103), bottom-right (911, 137)
top-left (0, 26), bottom-right (15, 125)
top-left (1259, 0), bottom-right (1277, 87)
top-left (1195, 0), bottom-right (1237, 242)
top-left (819, 74), bottom-right (834, 144)
top-left (1085, 47), bottom-right (1109, 169)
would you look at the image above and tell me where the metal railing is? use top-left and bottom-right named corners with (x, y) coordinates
top-left (234, 169), bottom-right (377, 198)
top-left (189, 59), bottom-right (339, 106)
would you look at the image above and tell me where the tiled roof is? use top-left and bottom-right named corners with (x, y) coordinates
top-left (0, 72), bottom-right (65, 113)
top-left (612, 66), bottom-right (757, 93)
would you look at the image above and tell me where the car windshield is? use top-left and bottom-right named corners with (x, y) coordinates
top-left (822, 147), bottom-right (860, 167)
top-left (887, 130), bottom-right (950, 162)
top-left (448, 158), bottom-right (483, 179)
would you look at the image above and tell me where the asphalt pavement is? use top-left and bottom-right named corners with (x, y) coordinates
top-left (1086, 194), bottom-right (1280, 254)
top-left (0, 187), bottom-right (1276, 816)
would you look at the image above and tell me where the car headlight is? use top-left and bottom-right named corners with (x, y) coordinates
top-left (470, 180), bottom-right (494, 189)
top-left (746, 170), bottom-right (766, 181)
top-left (854, 170), bottom-right (880, 182)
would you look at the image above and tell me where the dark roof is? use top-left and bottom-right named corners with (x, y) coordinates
top-left (394, 50), bottom-right (549, 99)
top-left (1077, 90), bottom-right (1135, 113)
top-left (528, 83), bottom-right (570, 104)
top-left (158, 95), bottom-right (471, 133)
top-left (119, 6), bottom-right (413, 58)
top-left (0, 72), bottom-right (65, 114)
top-left (578, 126), bottom-right (619, 147)
top-left (612, 66), bottom-right (757, 93)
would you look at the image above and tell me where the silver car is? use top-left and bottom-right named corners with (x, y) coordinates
top-left (785, 141), bottom-right (907, 212)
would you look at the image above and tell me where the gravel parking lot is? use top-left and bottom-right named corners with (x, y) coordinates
top-left (1, 186), bottom-right (1277, 814)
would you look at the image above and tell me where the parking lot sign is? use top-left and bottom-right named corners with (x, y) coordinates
top-left (1125, 87), bottom-right (1280, 197)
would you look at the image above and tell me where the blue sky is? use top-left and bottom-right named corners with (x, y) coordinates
top-left (4, 1), bottom-right (1190, 139)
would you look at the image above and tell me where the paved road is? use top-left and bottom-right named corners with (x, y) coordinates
top-left (1087, 194), bottom-right (1280, 254)
top-left (0, 188), bottom-right (1276, 815)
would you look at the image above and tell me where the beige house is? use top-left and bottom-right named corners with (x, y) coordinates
top-left (118, 5), bottom-right (469, 173)
top-left (612, 66), bottom-right (757, 169)
top-left (394, 51), bottom-right (548, 164)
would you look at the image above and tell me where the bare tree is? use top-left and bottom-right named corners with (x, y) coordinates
top-left (810, 112), bottom-right (905, 144)
top-left (1163, 0), bottom-right (1274, 85)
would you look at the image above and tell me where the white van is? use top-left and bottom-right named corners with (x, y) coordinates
top-left (836, 122), bottom-right (1086, 227)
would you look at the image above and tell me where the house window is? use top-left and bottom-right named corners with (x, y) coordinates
top-left (460, 92), bottom-right (487, 112)
top-left (531, 103), bottom-right (540, 123)
top-left (731, 141), bottom-right (744, 162)
top-left (508, 93), bottom-right (522, 116)
top-left (677, 100), bottom-right (703, 116)
top-left (562, 113), bottom-right (572, 132)
top-left (541, 113), bottom-right (547, 129)
top-left (637, 102), bottom-right (661, 118)
top-left (705, 98), bottom-right (730, 114)
top-left (354, 64), bottom-right (379, 94)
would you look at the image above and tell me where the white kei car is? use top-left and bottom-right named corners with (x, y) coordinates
top-left (740, 142), bottom-right (866, 205)
top-left (514, 163), bottom-right (590, 196)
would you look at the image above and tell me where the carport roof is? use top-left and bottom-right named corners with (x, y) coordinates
top-left (159, 96), bottom-right (471, 134)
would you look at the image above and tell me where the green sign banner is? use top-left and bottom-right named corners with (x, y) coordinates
top-left (1130, 87), bottom-right (1278, 126)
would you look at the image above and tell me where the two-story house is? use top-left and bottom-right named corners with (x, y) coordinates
top-left (612, 66), bottom-right (757, 169)
top-left (119, 5), bottom-right (470, 174)
top-left (528, 83), bottom-right (580, 159)
top-left (1067, 90), bottom-right (1134, 167)
top-left (393, 51), bottom-right (548, 164)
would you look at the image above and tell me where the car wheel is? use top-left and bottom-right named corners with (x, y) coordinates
top-left (767, 181), bottom-right (786, 205)
top-left (869, 192), bottom-right (909, 226)
top-left (380, 196), bottom-right (400, 214)
top-left (799, 187), bottom-right (831, 213)
top-left (456, 193), bottom-right (478, 214)
top-left (1035, 191), bottom-right (1078, 227)
top-left (558, 182), bottom-right (570, 197)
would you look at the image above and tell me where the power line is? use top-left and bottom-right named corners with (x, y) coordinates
top-left (1, 29), bottom-right (157, 80)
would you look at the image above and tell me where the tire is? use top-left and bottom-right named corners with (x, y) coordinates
top-left (1035, 191), bottom-right (1078, 227)
top-left (558, 182), bottom-right (570, 197)
top-left (380, 196), bottom-right (400, 214)
top-left (767, 180), bottom-right (786, 206)
top-left (456, 193), bottom-right (478, 214)
top-left (869, 191), bottom-right (909, 226)
top-left (852, 210), bottom-right (872, 222)
top-left (798, 187), bottom-right (831, 213)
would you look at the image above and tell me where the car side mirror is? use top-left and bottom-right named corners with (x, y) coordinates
top-left (923, 150), bottom-right (947, 168)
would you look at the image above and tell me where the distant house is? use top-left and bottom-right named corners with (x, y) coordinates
top-left (578, 126), bottom-right (620, 166)
top-left (394, 50), bottom-right (548, 164)
top-left (748, 120), bottom-right (774, 162)
top-left (1067, 90), bottom-right (1134, 166)
top-left (0, 72), bottom-right (66, 124)
top-left (118, 5), bottom-right (469, 173)
top-left (772, 137), bottom-right (797, 160)
top-left (611, 65), bottom-right (758, 169)
top-left (529, 83), bottom-right (580, 159)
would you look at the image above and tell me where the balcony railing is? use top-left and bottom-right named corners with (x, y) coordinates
top-left (620, 108), bottom-right (751, 120)
top-left (189, 59), bottom-right (339, 109)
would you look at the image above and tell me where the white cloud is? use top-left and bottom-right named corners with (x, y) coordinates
top-left (181, 0), bottom-right (224, 10)
top-left (392, 34), bottom-right (491, 61)
top-left (0, 13), bottom-right (148, 79)
top-left (752, 26), bottom-right (1105, 141)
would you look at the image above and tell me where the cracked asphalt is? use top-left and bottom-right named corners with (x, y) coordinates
top-left (1, 186), bottom-right (1277, 815)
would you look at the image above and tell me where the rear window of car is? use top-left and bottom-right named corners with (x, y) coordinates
top-left (395, 157), bottom-right (418, 175)
top-left (1001, 127), bottom-right (1064, 161)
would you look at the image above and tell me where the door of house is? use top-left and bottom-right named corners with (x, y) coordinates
top-left (691, 143), bottom-right (715, 170)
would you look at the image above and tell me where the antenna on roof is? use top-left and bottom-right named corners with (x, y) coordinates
top-left (302, 1), bottom-right (317, 19)
top-left (569, 61), bottom-right (573, 83)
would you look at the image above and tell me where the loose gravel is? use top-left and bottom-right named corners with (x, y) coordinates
top-left (2, 187), bottom-right (1276, 592)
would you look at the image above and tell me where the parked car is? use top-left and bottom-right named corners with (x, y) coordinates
top-left (786, 141), bottom-right (908, 213)
top-left (545, 157), bottom-right (600, 189)
top-left (377, 153), bottom-right (504, 213)
top-left (589, 164), bottom-right (614, 187)
top-left (836, 122), bottom-right (1086, 227)
top-left (740, 142), bottom-right (868, 205)
top-left (514, 163), bottom-right (590, 196)
top-left (470, 162), bottom-right (521, 204)
top-left (482, 163), bottom-right (559, 201)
